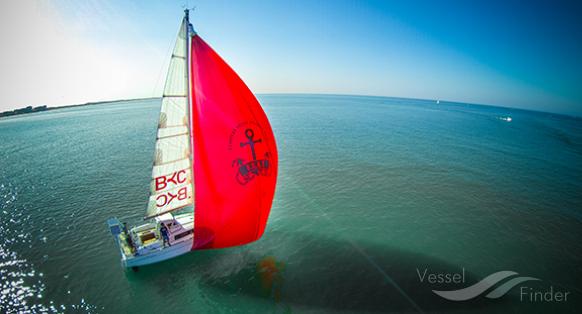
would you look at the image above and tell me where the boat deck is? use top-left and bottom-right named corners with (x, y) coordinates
top-left (117, 212), bottom-right (194, 265)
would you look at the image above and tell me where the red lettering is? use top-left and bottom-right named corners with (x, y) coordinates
top-left (167, 172), bottom-right (177, 185)
top-left (156, 194), bottom-right (167, 207)
top-left (177, 169), bottom-right (187, 184)
top-left (155, 176), bottom-right (167, 191)
top-left (155, 187), bottom-right (189, 208)
top-left (177, 186), bottom-right (187, 200)
top-left (155, 169), bottom-right (188, 191)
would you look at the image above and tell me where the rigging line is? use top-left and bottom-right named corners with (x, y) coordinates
top-left (288, 176), bottom-right (424, 313)
top-left (152, 22), bottom-right (182, 98)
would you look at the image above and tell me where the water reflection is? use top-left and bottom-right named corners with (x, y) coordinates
top-left (127, 232), bottom-right (508, 313)
top-left (0, 181), bottom-right (99, 313)
top-left (257, 256), bottom-right (285, 303)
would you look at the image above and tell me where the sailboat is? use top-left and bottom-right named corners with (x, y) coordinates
top-left (106, 10), bottom-right (278, 268)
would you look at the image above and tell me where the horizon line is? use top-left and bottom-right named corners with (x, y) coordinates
top-left (2, 93), bottom-right (580, 120)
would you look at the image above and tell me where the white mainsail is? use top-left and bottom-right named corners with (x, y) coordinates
top-left (145, 18), bottom-right (193, 218)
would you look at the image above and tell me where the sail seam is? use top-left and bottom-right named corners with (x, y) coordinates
top-left (171, 54), bottom-right (186, 59)
top-left (154, 157), bottom-right (191, 167)
top-left (156, 132), bottom-right (188, 140)
top-left (159, 124), bottom-right (187, 128)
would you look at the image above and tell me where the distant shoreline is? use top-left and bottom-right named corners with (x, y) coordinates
top-left (0, 97), bottom-right (159, 119)
top-left (1, 94), bottom-right (580, 120)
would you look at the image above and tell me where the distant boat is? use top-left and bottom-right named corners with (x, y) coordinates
top-left (436, 99), bottom-right (440, 104)
top-left (107, 10), bottom-right (278, 268)
top-left (499, 116), bottom-right (512, 122)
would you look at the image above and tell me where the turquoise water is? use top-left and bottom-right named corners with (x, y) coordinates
top-left (0, 94), bottom-right (581, 313)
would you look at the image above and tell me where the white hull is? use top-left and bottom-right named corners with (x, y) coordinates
top-left (121, 238), bottom-right (193, 267)
top-left (108, 210), bottom-right (195, 268)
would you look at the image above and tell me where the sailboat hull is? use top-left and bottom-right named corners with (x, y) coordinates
top-left (122, 238), bottom-right (193, 268)
top-left (108, 211), bottom-right (194, 268)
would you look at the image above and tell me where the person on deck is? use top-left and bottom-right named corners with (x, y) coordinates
top-left (160, 223), bottom-right (171, 247)
top-left (123, 222), bottom-right (136, 253)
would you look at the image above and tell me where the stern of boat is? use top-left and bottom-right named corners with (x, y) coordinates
top-left (107, 217), bottom-right (122, 237)
top-left (107, 217), bottom-right (126, 266)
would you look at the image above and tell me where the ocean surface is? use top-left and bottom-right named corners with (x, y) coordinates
top-left (0, 94), bottom-right (581, 313)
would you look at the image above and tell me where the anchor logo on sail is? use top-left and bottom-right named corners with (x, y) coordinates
top-left (232, 127), bottom-right (272, 185)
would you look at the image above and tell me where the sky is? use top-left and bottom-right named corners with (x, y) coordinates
top-left (0, 0), bottom-right (581, 116)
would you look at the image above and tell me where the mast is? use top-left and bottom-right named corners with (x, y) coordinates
top-left (185, 9), bottom-right (196, 215)
top-left (185, 9), bottom-right (190, 136)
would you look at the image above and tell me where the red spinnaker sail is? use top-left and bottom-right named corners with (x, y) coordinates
top-left (190, 35), bottom-right (278, 250)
